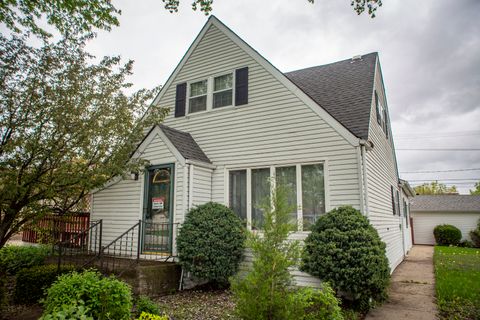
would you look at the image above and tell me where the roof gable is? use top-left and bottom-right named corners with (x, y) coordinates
top-left (285, 53), bottom-right (377, 140)
top-left (159, 125), bottom-right (211, 163)
top-left (148, 16), bottom-right (361, 146)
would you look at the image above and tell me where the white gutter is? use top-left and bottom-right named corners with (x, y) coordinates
top-left (185, 159), bottom-right (216, 170)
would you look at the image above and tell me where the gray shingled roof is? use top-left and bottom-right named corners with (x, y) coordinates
top-left (159, 125), bottom-right (211, 163)
top-left (284, 52), bottom-right (377, 140)
top-left (411, 195), bottom-right (480, 212)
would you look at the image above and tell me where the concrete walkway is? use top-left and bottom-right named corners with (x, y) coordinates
top-left (366, 245), bottom-right (438, 320)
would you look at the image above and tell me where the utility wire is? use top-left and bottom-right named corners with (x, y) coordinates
top-left (400, 168), bottom-right (480, 174)
top-left (396, 148), bottom-right (480, 151)
top-left (408, 178), bottom-right (480, 182)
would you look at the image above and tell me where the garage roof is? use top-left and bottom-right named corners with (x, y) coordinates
top-left (411, 195), bottom-right (480, 212)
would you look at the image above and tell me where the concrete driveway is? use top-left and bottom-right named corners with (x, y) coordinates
top-left (366, 245), bottom-right (438, 320)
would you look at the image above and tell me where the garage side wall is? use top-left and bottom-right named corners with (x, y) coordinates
top-left (411, 211), bottom-right (480, 245)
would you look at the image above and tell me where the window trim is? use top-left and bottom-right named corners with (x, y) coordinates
top-left (213, 73), bottom-right (234, 109)
top-left (185, 69), bottom-right (238, 116)
top-left (187, 79), bottom-right (208, 114)
top-left (225, 160), bottom-right (329, 233)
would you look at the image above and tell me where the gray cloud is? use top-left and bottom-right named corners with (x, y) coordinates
top-left (82, 0), bottom-right (480, 193)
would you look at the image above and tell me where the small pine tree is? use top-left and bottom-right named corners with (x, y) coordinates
top-left (230, 183), bottom-right (301, 320)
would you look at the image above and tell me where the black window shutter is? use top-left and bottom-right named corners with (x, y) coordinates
top-left (235, 67), bottom-right (249, 106)
top-left (175, 83), bottom-right (187, 117)
top-left (375, 92), bottom-right (381, 125)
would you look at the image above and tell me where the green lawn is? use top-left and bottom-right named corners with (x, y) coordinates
top-left (434, 246), bottom-right (480, 320)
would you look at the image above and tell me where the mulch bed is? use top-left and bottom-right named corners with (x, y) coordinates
top-left (155, 289), bottom-right (239, 320)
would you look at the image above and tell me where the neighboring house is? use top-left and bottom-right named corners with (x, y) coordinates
top-left (90, 16), bottom-right (413, 285)
top-left (410, 195), bottom-right (480, 245)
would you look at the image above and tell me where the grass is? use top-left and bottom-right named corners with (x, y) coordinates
top-left (434, 246), bottom-right (480, 320)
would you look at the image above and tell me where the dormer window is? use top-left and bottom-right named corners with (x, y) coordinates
top-left (213, 74), bottom-right (233, 108)
top-left (189, 80), bottom-right (208, 113)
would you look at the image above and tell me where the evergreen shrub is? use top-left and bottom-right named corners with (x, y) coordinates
top-left (433, 224), bottom-right (462, 246)
top-left (301, 206), bottom-right (390, 311)
top-left (176, 202), bottom-right (246, 286)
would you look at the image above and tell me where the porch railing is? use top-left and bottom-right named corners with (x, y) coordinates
top-left (100, 221), bottom-right (178, 276)
top-left (56, 219), bottom-right (102, 270)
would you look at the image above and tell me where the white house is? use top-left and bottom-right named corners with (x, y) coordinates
top-left (90, 16), bottom-right (414, 285)
top-left (410, 195), bottom-right (480, 245)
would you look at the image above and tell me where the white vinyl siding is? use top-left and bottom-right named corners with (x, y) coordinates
top-left (91, 133), bottom-right (185, 249)
top-left (191, 165), bottom-right (212, 206)
top-left (411, 212), bottom-right (480, 245)
top-left (153, 24), bottom-right (362, 286)
top-left (158, 24), bottom-right (361, 212)
top-left (365, 61), bottom-right (405, 271)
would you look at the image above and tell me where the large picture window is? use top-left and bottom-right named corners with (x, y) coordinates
top-left (229, 170), bottom-right (246, 224)
top-left (301, 164), bottom-right (325, 230)
top-left (251, 168), bottom-right (270, 229)
top-left (228, 163), bottom-right (326, 232)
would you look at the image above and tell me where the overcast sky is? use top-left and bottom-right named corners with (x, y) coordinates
top-left (67, 1), bottom-right (480, 193)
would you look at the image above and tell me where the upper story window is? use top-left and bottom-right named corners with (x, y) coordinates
top-left (174, 67), bottom-right (249, 118)
top-left (189, 80), bottom-right (208, 113)
top-left (213, 74), bottom-right (233, 108)
top-left (375, 91), bottom-right (389, 138)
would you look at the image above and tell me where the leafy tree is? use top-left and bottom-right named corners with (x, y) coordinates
top-left (162, 0), bottom-right (382, 18)
top-left (230, 183), bottom-right (302, 319)
top-left (0, 0), bottom-right (120, 38)
top-left (414, 181), bottom-right (458, 195)
top-left (0, 34), bottom-right (166, 248)
top-left (470, 182), bottom-right (480, 195)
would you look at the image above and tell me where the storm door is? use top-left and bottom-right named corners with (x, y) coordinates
top-left (142, 164), bottom-right (174, 253)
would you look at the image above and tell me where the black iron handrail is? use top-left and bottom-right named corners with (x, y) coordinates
top-left (99, 220), bottom-right (178, 276)
top-left (56, 219), bottom-right (102, 271)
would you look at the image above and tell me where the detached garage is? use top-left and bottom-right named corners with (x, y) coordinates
top-left (410, 195), bottom-right (480, 245)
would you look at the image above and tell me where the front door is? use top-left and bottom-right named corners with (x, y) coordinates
top-left (143, 164), bottom-right (174, 253)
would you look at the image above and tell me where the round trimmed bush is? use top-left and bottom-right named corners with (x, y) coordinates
top-left (433, 224), bottom-right (462, 246)
top-left (177, 202), bottom-right (246, 286)
top-left (301, 206), bottom-right (390, 311)
top-left (42, 269), bottom-right (132, 320)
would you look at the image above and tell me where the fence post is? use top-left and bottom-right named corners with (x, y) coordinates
top-left (137, 220), bottom-right (142, 262)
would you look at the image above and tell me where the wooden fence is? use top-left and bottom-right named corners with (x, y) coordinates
top-left (22, 213), bottom-right (90, 245)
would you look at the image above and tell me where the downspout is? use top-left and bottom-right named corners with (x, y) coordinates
top-left (188, 163), bottom-right (194, 210)
top-left (356, 145), bottom-right (366, 215)
top-left (359, 139), bottom-right (372, 216)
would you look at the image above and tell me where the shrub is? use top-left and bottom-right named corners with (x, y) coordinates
top-left (433, 224), bottom-right (462, 246)
top-left (0, 244), bottom-right (50, 274)
top-left (40, 301), bottom-right (93, 320)
top-left (177, 202), bottom-right (246, 286)
top-left (42, 269), bottom-right (132, 320)
top-left (14, 264), bottom-right (76, 304)
top-left (470, 219), bottom-right (480, 248)
top-left (137, 312), bottom-right (169, 320)
top-left (135, 295), bottom-right (161, 317)
top-left (301, 206), bottom-right (390, 311)
top-left (231, 185), bottom-right (304, 319)
top-left (458, 240), bottom-right (474, 248)
top-left (292, 285), bottom-right (344, 320)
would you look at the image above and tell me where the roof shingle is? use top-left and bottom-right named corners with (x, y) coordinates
top-left (284, 52), bottom-right (377, 140)
top-left (159, 125), bottom-right (211, 164)
top-left (411, 195), bottom-right (480, 212)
